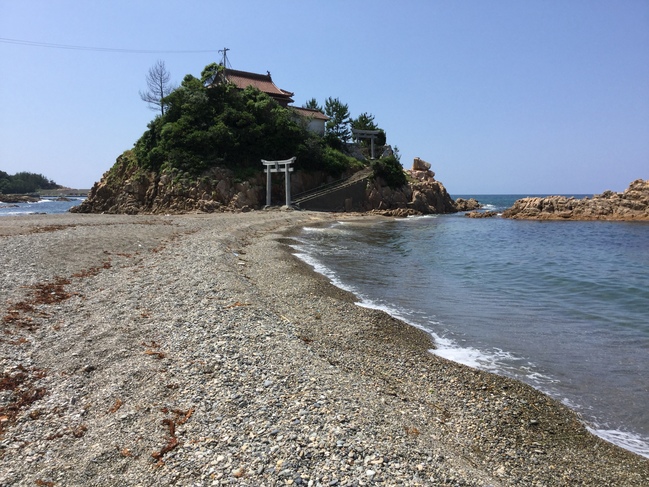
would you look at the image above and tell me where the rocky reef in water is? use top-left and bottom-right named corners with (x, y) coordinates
top-left (502, 179), bottom-right (649, 221)
top-left (0, 194), bottom-right (40, 203)
top-left (72, 152), bottom-right (470, 216)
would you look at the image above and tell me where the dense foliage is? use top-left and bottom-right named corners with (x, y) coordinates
top-left (351, 112), bottom-right (387, 147)
top-left (370, 156), bottom-right (407, 188)
top-left (134, 65), bottom-right (359, 178)
top-left (0, 171), bottom-right (59, 194)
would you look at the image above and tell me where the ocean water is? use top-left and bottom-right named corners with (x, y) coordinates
top-left (0, 197), bottom-right (85, 217)
top-left (291, 195), bottom-right (649, 458)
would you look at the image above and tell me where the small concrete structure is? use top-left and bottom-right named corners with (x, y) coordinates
top-left (290, 107), bottom-right (329, 136)
top-left (262, 157), bottom-right (296, 207)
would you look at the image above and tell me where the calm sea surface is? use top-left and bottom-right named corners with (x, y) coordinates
top-left (292, 195), bottom-right (649, 458)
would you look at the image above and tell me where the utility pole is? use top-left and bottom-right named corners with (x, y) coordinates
top-left (218, 47), bottom-right (230, 68)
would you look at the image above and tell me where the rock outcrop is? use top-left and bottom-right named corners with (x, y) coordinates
top-left (73, 153), bottom-right (461, 216)
top-left (72, 152), bottom-right (340, 214)
top-left (502, 179), bottom-right (649, 221)
top-left (0, 194), bottom-right (40, 203)
top-left (454, 198), bottom-right (481, 211)
top-left (465, 210), bottom-right (498, 218)
top-left (365, 157), bottom-right (456, 216)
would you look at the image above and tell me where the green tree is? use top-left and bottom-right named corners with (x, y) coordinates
top-left (351, 112), bottom-right (386, 146)
top-left (0, 170), bottom-right (9, 193)
top-left (0, 171), bottom-right (58, 194)
top-left (351, 112), bottom-right (376, 130)
top-left (132, 63), bottom-right (364, 182)
top-left (303, 98), bottom-right (322, 112)
top-left (200, 62), bottom-right (224, 86)
top-left (324, 97), bottom-right (351, 143)
top-left (370, 155), bottom-right (406, 188)
top-left (137, 68), bottom-right (314, 175)
top-left (139, 60), bottom-right (175, 116)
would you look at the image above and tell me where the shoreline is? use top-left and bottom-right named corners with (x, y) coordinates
top-left (1, 212), bottom-right (647, 485)
top-left (286, 216), bottom-right (649, 459)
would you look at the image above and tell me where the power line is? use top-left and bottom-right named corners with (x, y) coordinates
top-left (0, 37), bottom-right (215, 54)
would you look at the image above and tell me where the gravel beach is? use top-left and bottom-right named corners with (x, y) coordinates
top-left (1, 211), bottom-right (647, 486)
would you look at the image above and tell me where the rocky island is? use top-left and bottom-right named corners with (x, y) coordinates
top-left (503, 179), bottom-right (649, 221)
top-left (70, 62), bottom-right (470, 218)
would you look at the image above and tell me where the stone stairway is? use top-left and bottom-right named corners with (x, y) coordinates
top-left (292, 168), bottom-right (373, 211)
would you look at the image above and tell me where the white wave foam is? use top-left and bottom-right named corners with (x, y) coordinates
top-left (301, 225), bottom-right (354, 236)
top-left (429, 334), bottom-right (521, 373)
top-left (588, 427), bottom-right (649, 459)
top-left (294, 239), bottom-right (544, 382)
top-left (403, 214), bottom-right (438, 221)
top-left (301, 226), bottom-right (332, 233)
top-left (0, 211), bottom-right (37, 216)
top-left (524, 371), bottom-right (560, 384)
top-left (291, 250), bottom-right (357, 294)
top-left (356, 299), bottom-right (418, 325)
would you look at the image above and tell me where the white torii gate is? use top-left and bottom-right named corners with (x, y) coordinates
top-left (262, 157), bottom-right (296, 207)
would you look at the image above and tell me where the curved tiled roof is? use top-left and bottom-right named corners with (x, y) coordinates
top-left (224, 68), bottom-right (294, 105)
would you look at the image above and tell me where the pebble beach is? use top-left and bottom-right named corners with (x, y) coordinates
top-left (1, 211), bottom-right (648, 486)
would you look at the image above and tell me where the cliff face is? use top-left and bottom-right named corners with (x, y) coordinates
top-left (72, 152), bottom-right (460, 216)
top-left (365, 157), bottom-right (457, 216)
top-left (74, 167), bottom-right (263, 215)
top-left (72, 151), bottom-right (340, 214)
top-left (502, 179), bottom-right (649, 221)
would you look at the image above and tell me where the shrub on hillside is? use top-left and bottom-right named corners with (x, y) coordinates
top-left (371, 156), bottom-right (406, 188)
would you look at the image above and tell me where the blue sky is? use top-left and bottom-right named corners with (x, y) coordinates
top-left (1, 1), bottom-right (647, 194)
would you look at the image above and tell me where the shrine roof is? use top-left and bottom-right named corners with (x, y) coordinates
top-left (224, 69), bottom-right (294, 102)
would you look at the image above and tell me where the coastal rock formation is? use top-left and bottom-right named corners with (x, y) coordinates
top-left (0, 194), bottom-right (39, 203)
top-left (465, 210), bottom-right (498, 218)
top-left (72, 151), bottom-right (343, 214)
top-left (454, 197), bottom-right (481, 211)
top-left (412, 156), bottom-right (433, 173)
top-left (72, 153), bottom-right (260, 214)
top-left (365, 157), bottom-right (456, 215)
top-left (73, 153), bottom-right (462, 216)
top-left (503, 179), bottom-right (649, 221)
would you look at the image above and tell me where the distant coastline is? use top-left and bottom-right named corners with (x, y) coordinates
top-left (0, 189), bottom-right (89, 203)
